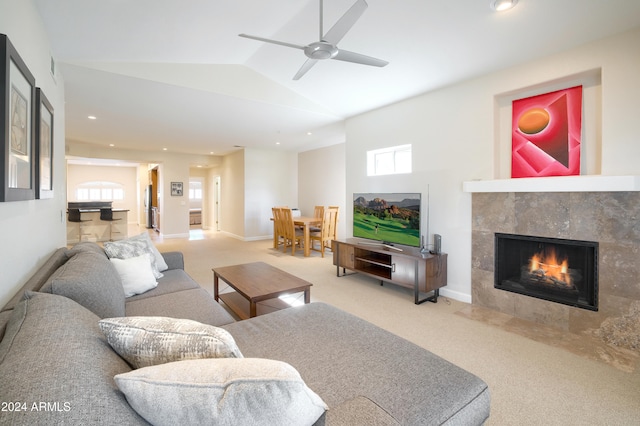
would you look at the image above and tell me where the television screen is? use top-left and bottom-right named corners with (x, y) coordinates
top-left (353, 193), bottom-right (421, 248)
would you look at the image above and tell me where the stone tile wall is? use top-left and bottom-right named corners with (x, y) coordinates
top-left (471, 191), bottom-right (640, 351)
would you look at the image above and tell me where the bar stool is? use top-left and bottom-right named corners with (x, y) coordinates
top-left (100, 208), bottom-right (122, 241)
top-left (68, 208), bottom-right (92, 243)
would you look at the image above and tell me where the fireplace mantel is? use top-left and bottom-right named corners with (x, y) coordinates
top-left (463, 175), bottom-right (640, 193)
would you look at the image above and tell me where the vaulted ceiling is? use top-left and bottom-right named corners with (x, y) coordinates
top-left (34, 0), bottom-right (640, 157)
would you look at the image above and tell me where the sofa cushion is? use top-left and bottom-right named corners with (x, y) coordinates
top-left (125, 287), bottom-right (236, 326)
top-left (66, 241), bottom-right (109, 258)
top-left (125, 269), bottom-right (199, 302)
top-left (115, 358), bottom-right (327, 426)
top-left (110, 253), bottom-right (158, 297)
top-left (104, 235), bottom-right (164, 279)
top-left (223, 302), bottom-right (491, 425)
top-left (0, 292), bottom-right (145, 424)
top-left (40, 250), bottom-right (125, 318)
top-left (327, 396), bottom-right (400, 425)
top-left (99, 316), bottom-right (243, 369)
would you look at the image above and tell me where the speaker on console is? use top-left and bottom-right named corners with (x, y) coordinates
top-left (434, 234), bottom-right (442, 254)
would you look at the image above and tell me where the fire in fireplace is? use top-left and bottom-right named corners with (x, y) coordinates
top-left (494, 233), bottom-right (598, 311)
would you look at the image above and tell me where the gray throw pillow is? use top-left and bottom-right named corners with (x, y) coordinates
top-left (40, 251), bottom-right (125, 318)
top-left (129, 232), bottom-right (169, 271)
top-left (104, 237), bottom-right (164, 279)
top-left (115, 358), bottom-right (327, 426)
top-left (99, 316), bottom-right (243, 369)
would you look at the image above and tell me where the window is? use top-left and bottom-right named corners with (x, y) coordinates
top-left (189, 181), bottom-right (202, 200)
top-left (367, 144), bottom-right (412, 176)
top-left (75, 181), bottom-right (124, 201)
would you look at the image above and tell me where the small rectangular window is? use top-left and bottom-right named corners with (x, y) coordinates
top-left (367, 144), bottom-right (412, 176)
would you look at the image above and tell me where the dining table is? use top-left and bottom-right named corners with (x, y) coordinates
top-left (272, 216), bottom-right (321, 257)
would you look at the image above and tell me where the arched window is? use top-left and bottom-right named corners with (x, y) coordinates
top-left (75, 181), bottom-right (124, 201)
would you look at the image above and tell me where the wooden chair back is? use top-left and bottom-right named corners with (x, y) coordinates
top-left (311, 207), bottom-right (339, 257)
top-left (280, 208), bottom-right (303, 255)
top-left (272, 207), bottom-right (285, 246)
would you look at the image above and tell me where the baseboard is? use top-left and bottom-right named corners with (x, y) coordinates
top-left (159, 232), bottom-right (190, 239)
top-left (439, 288), bottom-right (472, 304)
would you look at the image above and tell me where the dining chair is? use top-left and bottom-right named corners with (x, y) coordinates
top-left (327, 205), bottom-right (340, 247)
top-left (309, 205), bottom-right (324, 232)
top-left (68, 208), bottom-right (92, 243)
top-left (310, 207), bottom-right (338, 257)
top-left (272, 207), bottom-right (286, 248)
top-left (280, 208), bottom-right (304, 255)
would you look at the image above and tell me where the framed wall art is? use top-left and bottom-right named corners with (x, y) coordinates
top-left (511, 85), bottom-right (583, 178)
top-left (0, 34), bottom-right (36, 202)
top-left (36, 88), bottom-right (54, 199)
top-left (171, 181), bottom-right (183, 196)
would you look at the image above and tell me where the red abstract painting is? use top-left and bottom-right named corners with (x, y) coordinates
top-left (511, 86), bottom-right (582, 178)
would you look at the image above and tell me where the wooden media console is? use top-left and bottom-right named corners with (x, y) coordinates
top-left (332, 239), bottom-right (447, 304)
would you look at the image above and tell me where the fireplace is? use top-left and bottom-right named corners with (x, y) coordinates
top-left (494, 233), bottom-right (598, 311)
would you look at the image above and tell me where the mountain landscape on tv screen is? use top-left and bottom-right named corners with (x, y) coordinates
top-left (353, 194), bottom-right (420, 247)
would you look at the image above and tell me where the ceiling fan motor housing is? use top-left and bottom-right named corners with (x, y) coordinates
top-left (305, 41), bottom-right (339, 60)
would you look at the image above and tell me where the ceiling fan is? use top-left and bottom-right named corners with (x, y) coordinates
top-left (239, 0), bottom-right (388, 80)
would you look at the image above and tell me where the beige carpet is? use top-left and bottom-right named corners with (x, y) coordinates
top-left (149, 227), bottom-right (640, 425)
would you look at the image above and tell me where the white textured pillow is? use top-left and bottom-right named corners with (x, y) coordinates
top-left (99, 316), bottom-right (243, 369)
top-left (115, 358), bottom-right (327, 426)
top-left (109, 253), bottom-right (157, 297)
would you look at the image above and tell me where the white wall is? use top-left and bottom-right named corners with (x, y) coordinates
top-left (214, 150), bottom-right (245, 239)
top-left (0, 0), bottom-right (67, 307)
top-left (345, 27), bottom-right (640, 303)
top-left (298, 143), bottom-right (347, 240)
top-left (244, 148), bottom-right (298, 240)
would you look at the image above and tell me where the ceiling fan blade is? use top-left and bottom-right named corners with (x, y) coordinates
top-left (293, 59), bottom-right (319, 80)
top-left (322, 0), bottom-right (367, 45)
top-left (238, 34), bottom-right (305, 50)
top-left (333, 49), bottom-right (388, 67)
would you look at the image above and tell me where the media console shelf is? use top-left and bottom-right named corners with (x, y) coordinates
top-left (332, 239), bottom-right (447, 304)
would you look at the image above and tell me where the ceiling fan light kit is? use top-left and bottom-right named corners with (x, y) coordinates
top-left (491, 0), bottom-right (519, 12)
top-left (239, 0), bottom-right (388, 80)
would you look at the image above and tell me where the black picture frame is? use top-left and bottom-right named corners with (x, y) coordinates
top-left (171, 181), bottom-right (183, 196)
top-left (0, 34), bottom-right (36, 202)
top-left (35, 88), bottom-right (54, 199)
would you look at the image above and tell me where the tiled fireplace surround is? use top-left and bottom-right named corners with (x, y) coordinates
top-left (468, 181), bottom-right (639, 369)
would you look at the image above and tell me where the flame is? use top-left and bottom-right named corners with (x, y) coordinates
top-left (529, 247), bottom-right (571, 286)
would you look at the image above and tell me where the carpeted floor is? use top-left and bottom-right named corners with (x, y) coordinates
top-left (148, 227), bottom-right (640, 425)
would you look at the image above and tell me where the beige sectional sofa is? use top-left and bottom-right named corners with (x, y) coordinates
top-left (0, 241), bottom-right (490, 425)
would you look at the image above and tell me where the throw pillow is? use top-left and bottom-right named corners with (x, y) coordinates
top-left (104, 237), bottom-right (163, 279)
top-left (129, 232), bottom-right (169, 272)
top-left (114, 358), bottom-right (328, 426)
top-left (99, 316), bottom-right (243, 369)
top-left (109, 253), bottom-right (158, 297)
top-left (40, 251), bottom-right (126, 318)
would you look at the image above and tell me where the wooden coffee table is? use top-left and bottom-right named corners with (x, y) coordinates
top-left (212, 262), bottom-right (312, 319)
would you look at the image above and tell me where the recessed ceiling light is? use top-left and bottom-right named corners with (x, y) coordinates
top-left (491, 0), bottom-right (518, 11)
top-left (307, 132), bottom-right (312, 136)
top-left (88, 115), bottom-right (97, 120)
top-left (109, 144), bottom-right (115, 147)
top-left (276, 142), bottom-right (281, 145)
top-left (163, 148), bottom-right (168, 151)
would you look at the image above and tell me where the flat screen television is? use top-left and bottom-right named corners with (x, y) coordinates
top-left (353, 193), bottom-right (421, 248)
